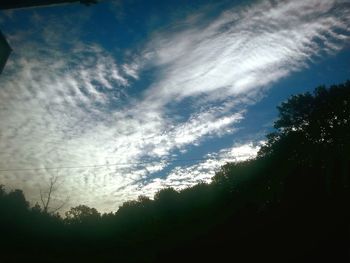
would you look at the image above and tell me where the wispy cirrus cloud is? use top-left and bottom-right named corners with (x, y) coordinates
top-left (143, 0), bottom-right (349, 106)
top-left (0, 0), bottom-right (349, 212)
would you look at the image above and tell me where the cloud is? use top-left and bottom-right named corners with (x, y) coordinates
top-left (132, 142), bottom-right (262, 198)
top-left (143, 0), bottom-right (349, 106)
top-left (0, 0), bottom-right (349, 213)
top-left (0, 9), bottom-right (244, 212)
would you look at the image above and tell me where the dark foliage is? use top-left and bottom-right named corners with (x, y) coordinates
top-left (0, 81), bottom-right (349, 262)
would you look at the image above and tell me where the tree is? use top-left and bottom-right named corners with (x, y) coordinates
top-left (259, 81), bottom-right (350, 159)
top-left (0, 187), bottom-right (29, 212)
top-left (154, 187), bottom-right (179, 202)
top-left (39, 174), bottom-right (68, 214)
top-left (258, 81), bottom-right (350, 201)
top-left (65, 205), bottom-right (100, 224)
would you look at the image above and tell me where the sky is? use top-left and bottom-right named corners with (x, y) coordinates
top-left (0, 0), bottom-right (349, 213)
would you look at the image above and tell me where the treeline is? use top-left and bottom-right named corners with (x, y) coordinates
top-left (0, 81), bottom-right (349, 262)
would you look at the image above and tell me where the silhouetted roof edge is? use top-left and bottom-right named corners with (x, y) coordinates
top-left (0, 0), bottom-right (98, 10)
top-left (0, 30), bottom-right (12, 74)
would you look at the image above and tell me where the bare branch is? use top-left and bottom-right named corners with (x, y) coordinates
top-left (38, 172), bottom-right (68, 214)
top-left (50, 196), bottom-right (70, 214)
top-left (40, 188), bottom-right (46, 208)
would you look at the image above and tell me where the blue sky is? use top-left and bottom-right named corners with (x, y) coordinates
top-left (0, 0), bottom-right (349, 212)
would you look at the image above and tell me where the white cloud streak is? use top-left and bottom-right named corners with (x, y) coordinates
top-left (143, 0), bottom-right (349, 106)
top-left (132, 142), bottom-right (262, 198)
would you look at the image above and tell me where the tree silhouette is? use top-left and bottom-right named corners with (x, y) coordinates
top-left (260, 81), bottom-right (350, 157)
top-left (39, 174), bottom-right (68, 214)
top-left (0, 81), bottom-right (349, 262)
top-left (65, 205), bottom-right (100, 224)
